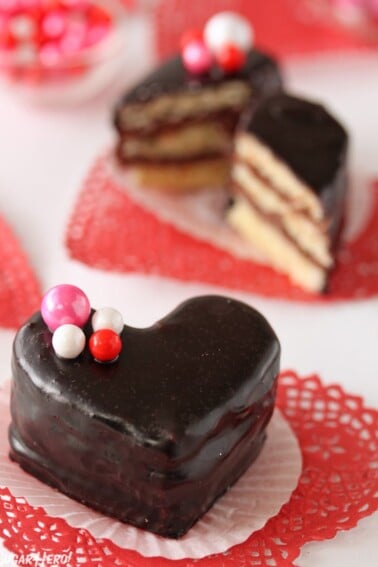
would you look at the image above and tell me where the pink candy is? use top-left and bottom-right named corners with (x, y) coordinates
top-left (182, 40), bottom-right (212, 75)
top-left (42, 10), bottom-right (67, 39)
top-left (41, 284), bottom-right (91, 331)
top-left (39, 42), bottom-right (61, 66)
top-left (0, 1), bottom-right (114, 83)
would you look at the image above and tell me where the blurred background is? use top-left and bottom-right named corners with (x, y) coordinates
top-left (0, 0), bottom-right (377, 105)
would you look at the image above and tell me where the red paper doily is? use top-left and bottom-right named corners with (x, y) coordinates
top-left (0, 216), bottom-right (41, 329)
top-left (66, 156), bottom-right (378, 302)
top-left (0, 370), bottom-right (377, 566)
top-left (153, 0), bottom-right (375, 60)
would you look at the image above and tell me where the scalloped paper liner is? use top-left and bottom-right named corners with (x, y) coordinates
top-left (0, 371), bottom-right (377, 566)
top-left (66, 155), bottom-right (378, 302)
top-left (0, 216), bottom-right (40, 329)
top-left (0, 383), bottom-right (301, 560)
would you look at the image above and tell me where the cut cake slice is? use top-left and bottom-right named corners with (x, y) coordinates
top-left (227, 93), bottom-right (348, 292)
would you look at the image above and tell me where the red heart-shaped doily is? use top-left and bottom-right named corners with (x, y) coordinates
top-left (66, 155), bottom-right (378, 302)
top-left (0, 216), bottom-right (41, 329)
top-left (0, 370), bottom-right (377, 566)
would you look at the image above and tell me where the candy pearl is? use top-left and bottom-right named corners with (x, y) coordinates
top-left (52, 324), bottom-right (86, 360)
top-left (41, 284), bottom-right (91, 332)
top-left (14, 43), bottom-right (37, 66)
top-left (204, 12), bottom-right (253, 54)
top-left (39, 42), bottom-right (62, 67)
top-left (216, 43), bottom-right (246, 73)
top-left (60, 21), bottom-right (87, 55)
top-left (42, 10), bottom-right (67, 39)
top-left (9, 15), bottom-right (36, 41)
top-left (182, 39), bottom-right (212, 75)
top-left (92, 307), bottom-right (124, 335)
top-left (89, 329), bottom-right (122, 363)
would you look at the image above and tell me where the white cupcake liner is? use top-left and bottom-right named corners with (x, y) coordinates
top-left (0, 381), bottom-right (302, 560)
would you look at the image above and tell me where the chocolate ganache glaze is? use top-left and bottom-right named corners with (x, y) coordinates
top-left (9, 296), bottom-right (280, 538)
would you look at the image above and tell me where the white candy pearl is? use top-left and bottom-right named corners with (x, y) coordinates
top-left (10, 15), bottom-right (36, 41)
top-left (92, 307), bottom-right (124, 335)
top-left (204, 12), bottom-right (254, 54)
top-left (52, 324), bottom-right (86, 360)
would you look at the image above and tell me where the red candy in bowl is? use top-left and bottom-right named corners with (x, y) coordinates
top-left (0, 0), bottom-right (128, 103)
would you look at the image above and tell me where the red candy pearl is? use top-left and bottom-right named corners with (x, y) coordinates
top-left (89, 329), bottom-right (122, 363)
top-left (216, 43), bottom-right (246, 73)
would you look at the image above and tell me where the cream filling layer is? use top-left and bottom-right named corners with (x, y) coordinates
top-left (227, 197), bottom-right (327, 293)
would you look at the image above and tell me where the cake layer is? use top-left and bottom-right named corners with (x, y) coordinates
top-left (235, 133), bottom-right (325, 222)
top-left (227, 197), bottom-right (328, 292)
top-left (9, 296), bottom-right (280, 537)
top-left (116, 80), bottom-right (250, 135)
top-left (125, 156), bottom-right (231, 191)
top-left (232, 161), bottom-right (332, 268)
top-left (118, 120), bottom-right (234, 162)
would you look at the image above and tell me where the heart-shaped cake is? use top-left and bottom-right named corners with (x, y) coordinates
top-left (9, 293), bottom-right (280, 538)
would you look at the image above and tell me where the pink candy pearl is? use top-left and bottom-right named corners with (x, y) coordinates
top-left (41, 284), bottom-right (91, 331)
top-left (39, 42), bottom-right (61, 67)
top-left (42, 10), bottom-right (67, 39)
top-left (182, 40), bottom-right (212, 74)
top-left (59, 20), bottom-right (87, 54)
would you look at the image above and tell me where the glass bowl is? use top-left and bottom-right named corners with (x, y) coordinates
top-left (0, 0), bottom-right (129, 105)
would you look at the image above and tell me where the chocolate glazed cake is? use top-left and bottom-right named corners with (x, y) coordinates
top-left (114, 51), bottom-right (282, 190)
top-left (228, 93), bottom-right (348, 293)
top-left (9, 296), bottom-right (280, 538)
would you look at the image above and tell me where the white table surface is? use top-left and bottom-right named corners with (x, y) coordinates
top-left (0, 22), bottom-right (377, 565)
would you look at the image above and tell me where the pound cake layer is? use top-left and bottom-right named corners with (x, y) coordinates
top-left (9, 297), bottom-right (280, 538)
top-left (117, 117), bottom-right (237, 162)
top-left (125, 156), bottom-right (232, 191)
